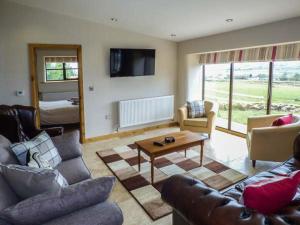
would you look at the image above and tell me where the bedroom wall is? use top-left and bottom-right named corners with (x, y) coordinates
top-left (177, 17), bottom-right (300, 106)
top-left (36, 49), bottom-right (78, 100)
top-left (0, 0), bottom-right (177, 139)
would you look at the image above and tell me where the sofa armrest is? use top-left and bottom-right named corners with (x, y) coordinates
top-left (51, 130), bottom-right (82, 161)
top-left (247, 114), bottom-right (283, 133)
top-left (161, 175), bottom-right (265, 225)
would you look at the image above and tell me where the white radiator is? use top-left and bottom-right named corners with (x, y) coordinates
top-left (119, 95), bottom-right (174, 128)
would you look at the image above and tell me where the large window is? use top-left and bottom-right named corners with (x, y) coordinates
top-left (201, 60), bottom-right (300, 134)
top-left (272, 61), bottom-right (300, 114)
top-left (45, 61), bottom-right (78, 81)
top-left (205, 64), bottom-right (230, 129)
top-left (232, 62), bottom-right (269, 133)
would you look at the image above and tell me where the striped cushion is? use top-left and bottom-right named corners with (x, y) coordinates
top-left (187, 100), bottom-right (205, 118)
top-left (10, 131), bottom-right (62, 168)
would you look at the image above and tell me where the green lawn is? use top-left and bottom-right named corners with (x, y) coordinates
top-left (206, 80), bottom-right (300, 125)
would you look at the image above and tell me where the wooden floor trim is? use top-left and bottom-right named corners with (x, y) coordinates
top-left (216, 127), bottom-right (246, 138)
top-left (84, 122), bottom-right (179, 143)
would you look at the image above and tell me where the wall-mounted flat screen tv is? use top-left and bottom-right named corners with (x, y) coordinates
top-left (110, 48), bottom-right (155, 77)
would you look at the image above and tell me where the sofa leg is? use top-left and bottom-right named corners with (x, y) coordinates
top-left (252, 160), bottom-right (256, 168)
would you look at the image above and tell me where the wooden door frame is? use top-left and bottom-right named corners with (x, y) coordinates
top-left (28, 44), bottom-right (86, 143)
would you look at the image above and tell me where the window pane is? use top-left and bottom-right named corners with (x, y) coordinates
top-left (272, 61), bottom-right (300, 114)
top-left (205, 63), bottom-right (231, 129)
top-left (46, 70), bottom-right (64, 81)
top-left (232, 62), bottom-right (269, 133)
top-left (66, 69), bottom-right (78, 79)
top-left (65, 62), bottom-right (78, 69)
top-left (45, 62), bottom-right (63, 69)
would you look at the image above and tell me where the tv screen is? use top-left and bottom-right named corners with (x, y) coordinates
top-left (110, 48), bottom-right (155, 77)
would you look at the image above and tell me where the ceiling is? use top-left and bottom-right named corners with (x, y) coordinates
top-left (9, 0), bottom-right (300, 42)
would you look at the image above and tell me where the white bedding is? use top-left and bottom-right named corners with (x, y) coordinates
top-left (39, 100), bottom-right (79, 125)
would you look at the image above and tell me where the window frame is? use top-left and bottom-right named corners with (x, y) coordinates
top-left (45, 61), bottom-right (79, 82)
top-left (201, 60), bottom-right (299, 134)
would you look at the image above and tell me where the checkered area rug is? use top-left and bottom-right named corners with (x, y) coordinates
top-left (96, 143), bottom-right (247, 220)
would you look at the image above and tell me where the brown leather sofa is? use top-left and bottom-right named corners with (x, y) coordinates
top-left (0, 105), bottom-right (63, 143)
top-left (162, 134), bottom-right (300, 225)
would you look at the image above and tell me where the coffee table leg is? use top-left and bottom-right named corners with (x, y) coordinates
top-left (200, 141), bottom-right (204, 166)
top-left (151, 156), bottom-right (154, 184)
top-left (138, 148), bottom-right (141, 172)
top-left (184, 149), bottom-right (187, 158)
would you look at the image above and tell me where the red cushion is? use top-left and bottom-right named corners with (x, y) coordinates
top-left (272, 114), bottom-right (293, 126)
top-left (242, 170), bottom-right (300, 214)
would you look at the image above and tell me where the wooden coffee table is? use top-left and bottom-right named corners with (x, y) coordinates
top-left (135, 131), bottom-right (208, 184)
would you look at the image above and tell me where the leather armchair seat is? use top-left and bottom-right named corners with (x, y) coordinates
top-left (162, 134), bottom-right (300, 225)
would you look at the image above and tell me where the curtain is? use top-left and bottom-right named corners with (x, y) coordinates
top-left (45, 56), bottom-right (78, 63)
top-left (199, 42), bottom-right (300, 64)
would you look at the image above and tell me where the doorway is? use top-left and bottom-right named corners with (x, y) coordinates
top-left (28, 44), bottom-right (85, 143)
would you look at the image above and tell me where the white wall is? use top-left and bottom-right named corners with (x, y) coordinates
top-left (0, 0), bottom-right (177, 138)
top-left (177, 17), bottom-right (300, 106)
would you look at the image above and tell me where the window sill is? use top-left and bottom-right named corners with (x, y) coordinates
top-left (41, 80), bottom-right (78, 84)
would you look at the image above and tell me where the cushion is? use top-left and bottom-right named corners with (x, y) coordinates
top-left (52, 130), bottom-right (82, 161)
top-left (186, 100), bottom-right (205, 118)
top-left (0, 176), bottom-right (116, 225)
top-left (0, 174), bottom-right (19, 211)
top-left (57, 157), bottom-right (91, 185)
top-left (10, 131), bottom-right (62, 168)
top-left (43, 202), bottom-right (123, 225)
top-left (183, 118), bottom-right (208, 127)
top-left (0, 136), bottom-right (18, 165)
top-left (272, 114), bottom-right (293, 126)
top-left (241, 170), bottom-right (300, 214)
top-left (0, 164), bottom-right (68, 199)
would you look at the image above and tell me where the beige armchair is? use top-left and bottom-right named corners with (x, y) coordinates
top-left (247, 114), bottom-right (300, 167)
top-left (178, 100), bottom-right (219, 138)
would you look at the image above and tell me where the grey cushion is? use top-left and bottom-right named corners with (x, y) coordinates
top-left (0, 136), bottom-right (18, 165)
top-left (0, 164), bottom-right (68, 199)
top-left (0, 135), bottom-right (11, 148)
top-left (52, 130), bottom-right (82, 161)
top-left (10, 131), bottom-right (62, 167)
top-left (57, 157), bottom-right (91, 185)
top-left (43, 202), bottom-right (123, 225)
top-left (0, 176), bottom-right (116, 225)
top-left (0, 174), bottom-right (19, 211)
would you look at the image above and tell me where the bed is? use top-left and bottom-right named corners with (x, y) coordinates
top-left (39, 100), bottom-right (79, 125)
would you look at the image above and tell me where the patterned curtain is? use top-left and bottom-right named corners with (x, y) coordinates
top-left (45, 56), bottom-right (78, 63)
top-left (199, 42), bottom-right (300, 64)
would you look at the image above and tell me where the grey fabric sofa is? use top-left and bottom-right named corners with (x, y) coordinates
top-left (0, 131), bottom-right (123, 225)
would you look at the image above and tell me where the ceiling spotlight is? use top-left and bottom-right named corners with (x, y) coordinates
top-left (225, 18), bottom-right (233, 22)
top-left (110, 18), bottom-right (118, 22)
top-left (170, 34), bottom-right (176, 37)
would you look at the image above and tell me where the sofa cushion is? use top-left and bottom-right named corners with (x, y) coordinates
top-left (0, 164), bottom-right (68, 199)
top-left (43, 202), bottom-right (123, 225)
top-left (242, 170), bottom-right (300, 214)
top-left (0, 174), bottom-right (19, 211)
top-left (0, 136), bottom-right (18, 165)
top-left (10, 131), bottom-right (62, 168)
top-left (186, 100), bottom-right (205, 118)
top-left (0, 177), bottom-right (116, 225)
top-left (51, 130), bottom-right (82, 161)
top-left (57, 157), bottom-right (91, 185)
top-left (183, 118), bottom-right (208, 127)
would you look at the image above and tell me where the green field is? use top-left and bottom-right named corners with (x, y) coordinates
top-left (206, 80), bottom-right (300, 125)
